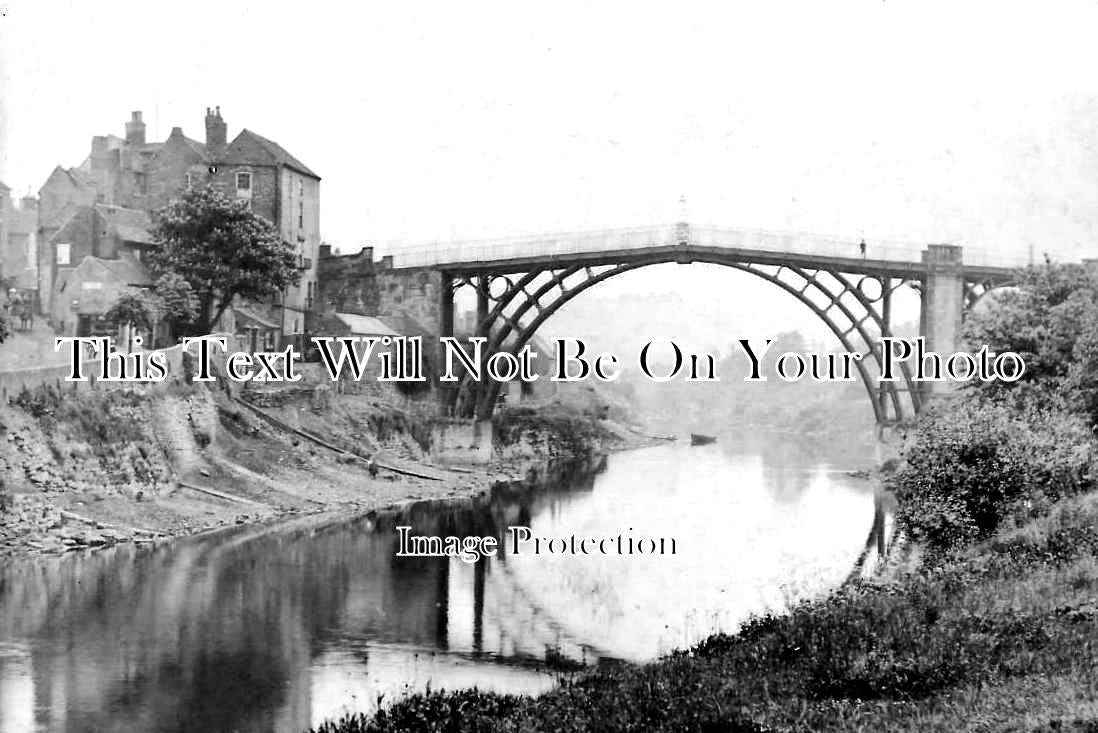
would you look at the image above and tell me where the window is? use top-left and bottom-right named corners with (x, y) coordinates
top-left (56, 243), bottom-right (71, 265)
top-left (235, 172), bottom-right (252, 197)
top-left (298, 199), bottom-right (304, 229)
top-left (81, 281), bottom-right (102, 291)
top-left (184, 172), bottom-right (193, 188)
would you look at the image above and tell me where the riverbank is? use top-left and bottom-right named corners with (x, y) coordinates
top-left (309, 485), bottom-right (1098, 732)
top-left (0, 379), bottom-right (649, 559)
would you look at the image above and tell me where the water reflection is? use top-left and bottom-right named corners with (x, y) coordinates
top-left (0, 441), bottom-right (883, 732)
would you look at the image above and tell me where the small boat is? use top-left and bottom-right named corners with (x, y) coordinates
top-left (690, 433), bottom-right (716, 446)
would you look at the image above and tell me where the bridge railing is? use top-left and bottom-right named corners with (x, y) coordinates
top-left (390, 223), bottom-right (1040, 270)
top-left (690, 226), bottom-right (925, 264)
top-left (393, 224), bottom-right (681, 267)
top-left (695, 226), bottom-right (1035, 269)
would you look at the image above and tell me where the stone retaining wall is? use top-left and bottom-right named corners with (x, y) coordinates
top-left (0, 339), bottom-right (201, 404)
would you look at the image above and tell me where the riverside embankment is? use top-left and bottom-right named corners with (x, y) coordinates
top-left (0, 370), bottom-right (640, 559)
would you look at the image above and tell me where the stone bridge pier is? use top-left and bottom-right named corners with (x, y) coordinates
top-left (920, 244), bottom-right (966, 400)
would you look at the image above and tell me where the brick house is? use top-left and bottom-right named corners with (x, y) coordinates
top-left (209, 110), bottom-right (321, 342)
top-left (35, 108), bottom-right (320, 344)
top-left (47, 204), bottom-right (155, 337)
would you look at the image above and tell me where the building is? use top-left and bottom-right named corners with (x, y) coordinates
top-left (210, 110), bottom-right (321, 340)
top-left (35, 108), bottom-right (320, 342)
top-left (0, 182), bottom-right (39, 295)
top-left (314, 244), bottom-right (384, 316)
top-left (46, 204), bottom-right (156, 336)
top-left (306, 311), bottom-right (407, 380)
top-left (55, 255), bottom-right (155, 340)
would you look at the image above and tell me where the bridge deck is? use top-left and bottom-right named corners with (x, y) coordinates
top-left (391, 224), bottom-right (1027, 279)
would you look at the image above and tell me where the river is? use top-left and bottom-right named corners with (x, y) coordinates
top-left (0, 437), bottom-right (887, 733)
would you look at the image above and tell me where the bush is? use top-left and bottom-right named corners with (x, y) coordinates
top-left (492, 404), bottom-right (605, 457)
top-left (14, 384), bottom-right (63, 426)
top-left (367, 407), bottom-right (432, 452)
top-left (887, 398), bottom-right (1096, 552)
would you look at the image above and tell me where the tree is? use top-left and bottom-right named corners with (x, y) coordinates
top-left (149, 185), bottom-right (300, 335)
top-left (104, 291), bottom-right (160, 333)
top-left (153, 272), bottom-right (199, 338)
top-left (104, 279), bottom-right (200, 350)
top-left (104, 290), bottom-right (162, 352)
top-left (962, 260), bottom-right (1098, 422)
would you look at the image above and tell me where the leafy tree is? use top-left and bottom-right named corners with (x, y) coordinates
top-left (104, 279), bottom-right (200, 348)
top-left (149, 185), bottom-right (300, 335)
top-left (104, 289), bottom-right (161, 334)
top-left (0, 313), bottom-right (9, 344)
top-left (962, 260), bottom-right (1098, 423)
top-left (153, 272), bottom-right (199, 338)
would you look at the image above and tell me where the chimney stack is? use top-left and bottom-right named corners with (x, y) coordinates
top-left (205, 106), bottom-right (227, 153)
top-left (125, 111), bottom-right (146, 146)
top-left (90, 135), bottom-right (111, 172)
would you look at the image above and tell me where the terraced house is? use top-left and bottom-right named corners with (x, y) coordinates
top-left (37, 108), bottom-right (320, 344)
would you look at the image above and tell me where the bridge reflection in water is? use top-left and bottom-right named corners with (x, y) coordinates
top-left (0, 442), bottom-right (887, 733)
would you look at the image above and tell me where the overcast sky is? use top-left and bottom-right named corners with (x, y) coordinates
top-left (2, 1), bottom-right (1098, 306)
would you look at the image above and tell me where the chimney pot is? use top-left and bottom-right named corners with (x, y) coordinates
top-left (205, 106), bottom-right (227, 152)
top-left (126, 110), bottom-right (147, 145)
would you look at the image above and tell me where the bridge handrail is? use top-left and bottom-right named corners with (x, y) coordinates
top-left (388, 222), bottom-right (1040, 270)
top-left (393, 224), bottom-right (679, 267)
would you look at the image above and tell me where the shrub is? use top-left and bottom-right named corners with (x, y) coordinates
top-left (492, 404), bottom-right (605, 457)
top-left (887, 398), bottom-right (1096, 552)
top-left (14, 384), bottom-right (63, 427)
top-left (367, 407), bottom-right (432, 452)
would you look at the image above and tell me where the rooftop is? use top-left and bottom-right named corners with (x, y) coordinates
top-left (95, 204), bottom-right (155, 245)
top-left (226, 129), bottom-right (319, 179)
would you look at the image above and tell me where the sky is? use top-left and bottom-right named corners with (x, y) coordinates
top-left (2, 1), bottom-right (1098, 338)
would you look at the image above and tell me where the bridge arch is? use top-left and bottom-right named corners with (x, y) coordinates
top-left (963, 277), bottom-right (1015, 310)
top-left (447, 252), bottom-right (925, 424)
